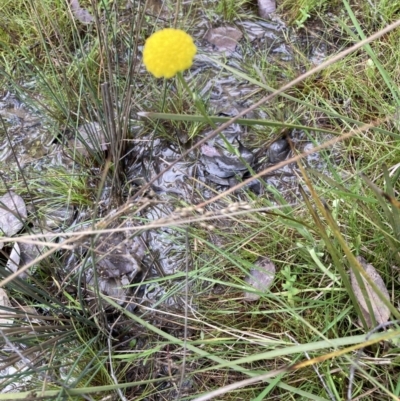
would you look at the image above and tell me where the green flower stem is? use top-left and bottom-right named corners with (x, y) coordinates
top-left (176, 72), bottom-right (237, 155)
top-left (176, 72), bottom-right (215, 128)
top-left (176, 73), bottom-right (256, 177)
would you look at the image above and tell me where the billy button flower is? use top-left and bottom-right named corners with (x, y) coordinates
top-left (143, 28), bottom-right (197, 79)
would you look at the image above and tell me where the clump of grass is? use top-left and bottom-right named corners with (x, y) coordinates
top-left (215, 0), bottom-right (252, 21)
top-left (280, 0), bottom-right (341, 26)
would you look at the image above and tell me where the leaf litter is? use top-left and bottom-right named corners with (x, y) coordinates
top-left (244, 257), bottom-right (276, 301)
top-left (350, 256), bottom-right (391, 328)
top-left (258, 0), bottom-right (277, 18)
top-left (0, 288), bottom-right (14, 326)
top-left (0, 191), bottom-right (27, 249)
top-left (204, 26), bottom-right (243, 53)
top-left (69, 0), bottom-right (94, 25)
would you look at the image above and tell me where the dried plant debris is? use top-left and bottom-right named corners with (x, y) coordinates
top-left (267, 139), bottom-right (290, 163)
top-left (44, 205), bottom-right (75, 229)
top-left (204, 26), bottom-right (243, 53)
top-left (244, 257), bottom-right (276, 301)
top-left (200, 141), bottom-right (255, 186)
top-left (70, 0), bottom-right (94, 24)
top-left (350, 256), bottom-right (391, 327)
top-left (145, 0), bottom-right (172, 19)
top-left (0, 192), bottom-right (27, 249)
top-left (84, 230), bottom-right (147, 305)
top-left (0, 288), bottom-right (14, 326)
top-left (6, 232), bottom-right (48, 278)
top-left (6, 242), bottom-right (20, 274)
top-left (96, 231), bottom-right (146, 279)
top-left (73, 122), bottom-right (108, 156)
top-left (258, 0), bottom-right (277, 17)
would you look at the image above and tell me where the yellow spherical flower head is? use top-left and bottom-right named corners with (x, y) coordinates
top-left (143, 28), bottom-right (197, 79)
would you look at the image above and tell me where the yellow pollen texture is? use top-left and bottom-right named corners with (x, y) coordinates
top-left (143, 28), bottom-right (197, 79)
